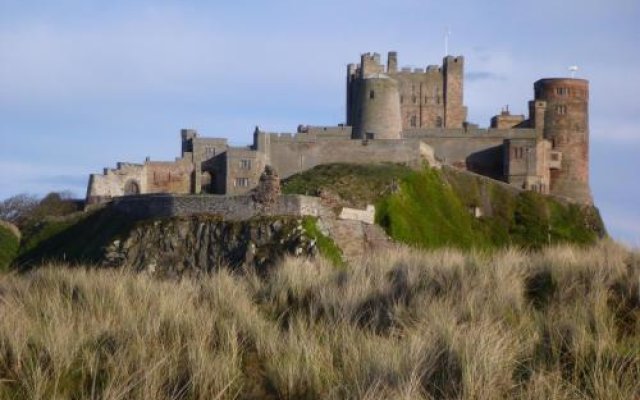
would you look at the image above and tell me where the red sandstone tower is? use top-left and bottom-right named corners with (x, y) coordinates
top-left (534, 78), bottom-right (592, 204)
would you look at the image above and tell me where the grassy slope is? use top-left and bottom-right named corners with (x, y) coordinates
top-left (301, 216), bottom-right (345, 268)
top-left (0, 224), bottom-right (19, 271)
top-left (283, 163), bottom-right (606, 249)
top-left (16, 208), bottom-right (135, 269)
top-left (0, 243), bottom-right (637, 399)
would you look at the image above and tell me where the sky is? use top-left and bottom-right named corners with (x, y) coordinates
top-left (0, 0), bottom-right (639, 245)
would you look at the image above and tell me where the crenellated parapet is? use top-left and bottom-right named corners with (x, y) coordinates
top-left (86, 51), bottom-right (592, 207)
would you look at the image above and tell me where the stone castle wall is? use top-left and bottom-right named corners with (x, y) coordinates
top-left (404, 127), bottom-right (538, 179)
top-left (145, 161), bottom-right (193, 194)
top-left (87, 163), bottom-right (146, 203)
top-left (261, 136), bottom-right (432, 179)
top-left (85, 51), bottom-right (592, 206)
top-left (110, 194), bottom-right (323, 221)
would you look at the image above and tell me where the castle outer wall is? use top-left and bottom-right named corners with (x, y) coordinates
top-left (86, 51), bottom-right (592, 206)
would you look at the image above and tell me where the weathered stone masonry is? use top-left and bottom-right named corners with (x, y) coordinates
top-left (87, 51), bottom-right (592, 206)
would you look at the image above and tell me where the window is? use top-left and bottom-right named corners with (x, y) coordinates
top-left (205, 147), bottom-right (216, 157)
top-left (556, 105), bottom-right (567, 115)
top-left (551, 153), bottom-right (560, 161)
top-left (514, 147), bottom-right (525, 159)
top-left (400, 95), bottom-right (404, 104)
top-left (555, 87), bottom-right (569, 96)
top-left (234, 178), bottom-right (250, 187)
top-left (435, 116), bottom-right (443, 128)
top-left (410, 115), bottom-right (417, 127)
top-left (239, 159), bottom-right (252, 169)
top-left (412, 95), bottom-right (417, 104)
top-left (369, 90), bottom-right (375, 99)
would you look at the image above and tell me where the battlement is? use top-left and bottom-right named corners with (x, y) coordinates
top-left (86, 50), bottom-right (592, 206)
top-left (403, 127), bottom-right (538, 139)
top-left (109, 193), bottom-right (323, 221)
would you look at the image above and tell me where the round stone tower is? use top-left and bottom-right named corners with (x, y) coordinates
top-left (352, 74), bottom-right (402, 140)
top-left (534, 78), bottom-right (592, 204)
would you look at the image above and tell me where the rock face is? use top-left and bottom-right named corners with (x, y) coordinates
top-left (252, 165), bottom-right (281, 206)
top-left (103, 216), bottom-right (316, 277)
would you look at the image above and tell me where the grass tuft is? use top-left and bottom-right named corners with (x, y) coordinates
top-left (0, 241), bottom-right (638, 399)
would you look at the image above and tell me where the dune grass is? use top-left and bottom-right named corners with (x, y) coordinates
top-left (0, 240), bottom-right (638, 399)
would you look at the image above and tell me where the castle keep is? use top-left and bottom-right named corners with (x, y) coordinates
top-left (86, 52), bottom-right (592, 205)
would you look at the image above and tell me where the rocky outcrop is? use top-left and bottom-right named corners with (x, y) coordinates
top-left (252, 165), bottom-right (281, 206)
top-left (103, 216), bottom-right (317, 277)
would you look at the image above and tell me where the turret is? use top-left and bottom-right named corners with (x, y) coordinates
top-left (351, 74), bottom-right (402, 140)
top-left (181, 129), bottom-right (197, 155)
top-left (387, 51), bottom-right (398, 73)
top-left (360, 53), bottom-right (384, 77)
top-left (346, 63), bottom-right (359, 125)
top-left (533, 78), bottom-right (591, 204)
top-left (443, 56), bottom-right (467, 128)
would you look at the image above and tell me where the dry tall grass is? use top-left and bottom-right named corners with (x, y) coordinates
top-left (0, 240), bottom-right (638, 399)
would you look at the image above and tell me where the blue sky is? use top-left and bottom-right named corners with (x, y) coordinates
top-left (1, 0), bottom-right (639, 245)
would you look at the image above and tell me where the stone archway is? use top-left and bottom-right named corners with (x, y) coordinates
top-left (124, 179), bottom-right (140, 195)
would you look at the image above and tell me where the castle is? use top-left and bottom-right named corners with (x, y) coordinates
top-left (86, 51), bottom-right (592, 205)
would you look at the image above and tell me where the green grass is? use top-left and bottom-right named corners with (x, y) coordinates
top-left (376, 167), bottom-right (480, 249)
top-left (282, 163), bottom-right (412, 208)
top-left (285, 163), bottom-right (606, 250)
top-left (0, 224), bottom-right (19, 271)
top-left (16, 208), bottom-right (135, 269)
top-left (301, 217), bottom-right (345, 268)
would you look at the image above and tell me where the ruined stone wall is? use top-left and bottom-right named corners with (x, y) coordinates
top-left (86, 163), bottom-right (147, 204)
top-left (87, 158), bottom-right (195, 203)
top-left (109, 194), bottom-right (323, 221)
top-left (145, 160), bottom-right (194, 194)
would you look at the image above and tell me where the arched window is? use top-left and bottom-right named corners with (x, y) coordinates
top-left (124, 180), bottom-right (140, 195)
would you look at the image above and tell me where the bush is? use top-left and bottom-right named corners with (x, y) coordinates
top-left (0, 224), bottom-right (19, 270)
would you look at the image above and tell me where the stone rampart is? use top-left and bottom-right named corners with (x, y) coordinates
top-left (403, 127), bottom-right (537, 139)
top-left (109, 194), bottom-right (323, 221)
